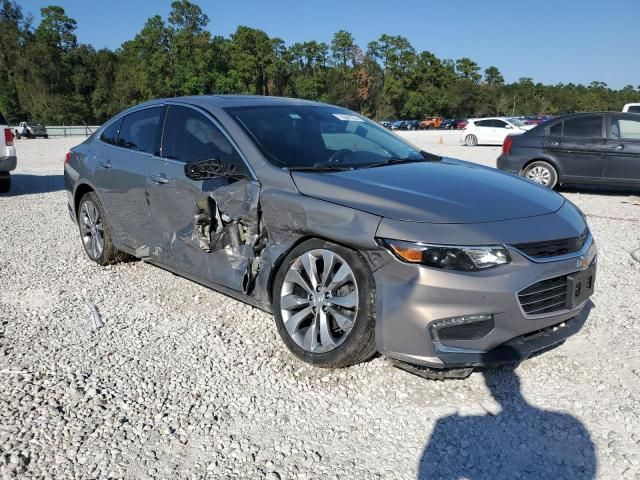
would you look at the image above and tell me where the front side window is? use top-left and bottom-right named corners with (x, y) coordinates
top-left (225, 105), bottom-right (424, 169)
top-left (162, 105), bottom-right (249, 176)
top-left (562, 116), bottom-right (602, 138)
top-left (117, 107), bottom-right (163, 154)
top-left (100, 118), bottom-right (122, 146)
top-left (475, 120), bottom-right (491, 127)
top-left (609, 116), bottom-right (640, 141)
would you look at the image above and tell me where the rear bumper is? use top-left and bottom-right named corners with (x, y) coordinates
top-left (0, 149), bottom-right (17, 173)
top-left (497, 154), bottom-right (523, 174)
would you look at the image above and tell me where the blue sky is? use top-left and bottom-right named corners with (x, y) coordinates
top-left (17, 0), bottom-right (640, 89)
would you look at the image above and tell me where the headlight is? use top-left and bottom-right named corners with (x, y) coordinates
top-left (378, 238), bottom-right (510, 271)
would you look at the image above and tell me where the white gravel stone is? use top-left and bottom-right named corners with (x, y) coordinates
top-left (0, 135), bottom-right (638, 479)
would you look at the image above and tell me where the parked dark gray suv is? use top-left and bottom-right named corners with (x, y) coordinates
top-left (64, 96), bottom-right (596, 378)
top-left (498, 112), bottom-right (640, 188)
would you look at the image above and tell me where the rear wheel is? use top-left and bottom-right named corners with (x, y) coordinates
top-left (273, 239), bottom-right (377, 368)
top-left (465, 134), bottom-right (478, 146)
top-left (522, 161), bottom-right (558, 189)
top-left (78, 192), bottom-right (125, 265)
top-left (0, 174), bottom-right (10, 193)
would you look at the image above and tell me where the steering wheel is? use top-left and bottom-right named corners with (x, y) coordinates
top-left (327, 148), bottom-right (353, 165)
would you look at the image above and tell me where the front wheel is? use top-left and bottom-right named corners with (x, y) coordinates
top-left (522, 161), bottom-right (558, 189)
top-left (465, 134), bottom-right (478, 146)
top-left (273, 239), bottom-right (377, 368)
top-left (14, 131), bottom-right (21, 139)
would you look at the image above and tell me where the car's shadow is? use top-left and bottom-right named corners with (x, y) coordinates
top-left (418, 361), bottom-right (597, 479)
top-left (558, 184), bottom-right (640, 196)
top-left (1, 174), bottom-right (64, 196)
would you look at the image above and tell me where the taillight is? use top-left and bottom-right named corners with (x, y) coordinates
top-left (502, 136), bottom-right (513, 156)
top-left (4, 128), bottom-right (13, 146)
top-left (64, 152), bottom-right (72, 165)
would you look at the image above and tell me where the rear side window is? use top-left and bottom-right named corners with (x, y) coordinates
top-left (117, 107), bottom-right (163, 154)
top-left (549, 122), bottom-right (562, 136)
top-left (162, 105), bottom-right (249, 176)
top-left (610, 117), bottom-right (640, 141)
top-left (100, 118), bottom-right (122, 145)
top-left (562, 116), bottom-right (602, 138)
top-left (627, 106), bottom-right (640, 114)
top-left (475, 120), bottom-right (491, 127)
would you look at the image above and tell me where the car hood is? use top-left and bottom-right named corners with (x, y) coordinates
top-left (290, 158), bottom-right (565, 224)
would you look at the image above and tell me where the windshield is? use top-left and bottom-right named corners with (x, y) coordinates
top-left (225, 105), bottom-right (424, 169)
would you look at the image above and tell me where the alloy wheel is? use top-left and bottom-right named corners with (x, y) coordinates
top-left (79, 200), bottom-right (105, 260)
top-left (280, 249), bottom-right (359, 353)
top-left (526, 165), bottom-right (551, 186)
top-left (465, 135), bottom-right (478, 146)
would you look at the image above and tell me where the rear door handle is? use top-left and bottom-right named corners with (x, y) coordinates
top-left (549, 141), bottom-right (560, 147)
top-left (610, 144), bottom-right (624, 150)
top-left (149, 173), bottom-right (169, 184)
top-left (99, 160), bottom-right (112, 169)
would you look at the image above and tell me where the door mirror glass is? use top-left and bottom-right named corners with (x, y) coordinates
top-left (504, 124), bottom-right (513, 129)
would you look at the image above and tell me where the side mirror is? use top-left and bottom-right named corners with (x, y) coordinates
top-left (505, 125), bottom-right (513, 129)
top-left (185, 157), bottom-right (235, 180)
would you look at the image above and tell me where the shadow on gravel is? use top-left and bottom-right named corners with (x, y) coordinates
top-left (2, 174), bottom-right (64, 196)
top-left (418, 363), bottom-right (596, 479)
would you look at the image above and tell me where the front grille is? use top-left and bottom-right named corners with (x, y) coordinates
top-left (518, 274), bottom-right (569, 315)
top-left (513, 229), bottom-right (588, 259)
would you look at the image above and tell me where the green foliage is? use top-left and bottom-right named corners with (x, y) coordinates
top-left (0, 0), bottom-right (637, 125)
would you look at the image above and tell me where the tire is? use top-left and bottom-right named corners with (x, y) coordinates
top-left (77, 192), bottom-right (125, 265)
top-left (0, 175), bottom-right (10, 193)
top-left (273, 239), bottom-right (377, 368)
top-left (15, 131), bottom-right (21, 139)
top-left (465, 134), bottom-right (478, 146)
top-left (522, 161), bottom-right (558, 189)
top-left (44, 134), bottom-right (49, 139)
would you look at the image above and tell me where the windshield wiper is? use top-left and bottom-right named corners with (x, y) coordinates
top-left (360, 151), bottom-right (442, 169)
top-left (287, 164), bottom-right (354, 172)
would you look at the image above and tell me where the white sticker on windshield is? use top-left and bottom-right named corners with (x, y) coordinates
top-left (289, 113), bottom-right (302, 119)
top-left (332, 113), bottom-right (364, 122)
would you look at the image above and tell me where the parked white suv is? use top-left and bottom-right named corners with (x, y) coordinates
top-left (622, 103), bottom-right (640, 114)
top-left (460, 117), bottom-right (532, 147)
top-left (0, 111), bottom-right (17, 193)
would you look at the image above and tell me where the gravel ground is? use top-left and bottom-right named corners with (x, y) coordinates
top-left (1, 135), bottom-right (639, 479)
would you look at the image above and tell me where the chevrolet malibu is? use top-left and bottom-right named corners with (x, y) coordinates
top-left (64, 96), bottom-right (596, 379)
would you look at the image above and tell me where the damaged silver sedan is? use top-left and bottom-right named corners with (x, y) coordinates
top-left (64, 95), bottom-right (596, 378)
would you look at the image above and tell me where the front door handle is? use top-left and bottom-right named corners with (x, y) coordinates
top-left (149, 173), bottom-right (169, 184)
top-left (549, 141), bottom-right (560, 147)
top-left (610, 144), bottom-right (624, 151)
top-left (99, 160), bottom-right (112, 169)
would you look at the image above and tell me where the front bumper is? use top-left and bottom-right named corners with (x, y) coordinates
top-left (373, 233), bottom-right (597, 369)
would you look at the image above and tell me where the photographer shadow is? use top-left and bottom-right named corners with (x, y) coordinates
top-left (418, 362), bottom-right (596, 479)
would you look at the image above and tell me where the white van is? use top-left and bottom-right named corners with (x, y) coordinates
top-left (622, 103), bottom-right (640, 113)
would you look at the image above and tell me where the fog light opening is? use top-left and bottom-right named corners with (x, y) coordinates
top-left (430, 314), bottom-right (495, 346)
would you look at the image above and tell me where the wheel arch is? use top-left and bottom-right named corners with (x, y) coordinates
top-left (265, 235), bottom-right (372, 305)
top-left (73, 183), bottom-right (96, 219)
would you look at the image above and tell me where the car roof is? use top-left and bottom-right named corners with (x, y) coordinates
top-left (135, 95), bottom-right (329, 110)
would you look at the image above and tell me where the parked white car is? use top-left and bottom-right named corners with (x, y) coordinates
top-left (0, 111), bottom-right (17, 193)
top-left (460, 117), bottom-right (532, 146)
top-left (622, 103), bottom-right (640, 114)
